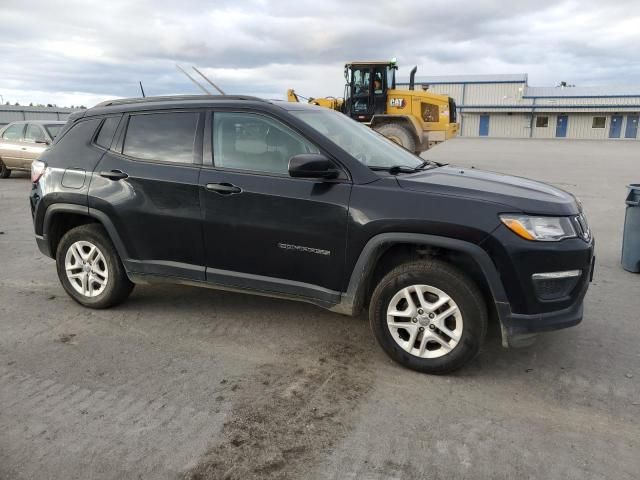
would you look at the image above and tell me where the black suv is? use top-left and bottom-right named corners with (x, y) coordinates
top-left (30, 95), bottom-right (595, 374)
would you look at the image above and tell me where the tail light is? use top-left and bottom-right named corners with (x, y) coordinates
top-left (31, 160), bottom-right (46, 183)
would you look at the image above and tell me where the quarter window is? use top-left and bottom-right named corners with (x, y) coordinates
top-left (592, 117), bottom-right (606, 128)
top-left (2, 124), bottom-right (24, 141)
top-left (95, 116), bottom-right (121, 149)
top-left (536, 116), bottom-right (549, 128)
top-left (123, 112), bottom-right (199, 163)
top-left (25, 124), bottom-right (47, 143)
top-left (213, 112), bottom-right (319, 175)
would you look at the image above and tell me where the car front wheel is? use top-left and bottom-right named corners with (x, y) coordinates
top-left (56, 224), bottom-right (134, 308)
top-left (369, 259), bottom-right (487, 374)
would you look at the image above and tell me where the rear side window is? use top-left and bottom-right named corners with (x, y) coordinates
top-left (95, 116), bottom-right (121, 149)
top-left (2, 124), bottom-right (24, 140)
top-left (123, 112), bottom-right (198, 164)
top-left (45, 124), bottom-right (63, 139)
top-left (25, 124), bottom-right (47, 143)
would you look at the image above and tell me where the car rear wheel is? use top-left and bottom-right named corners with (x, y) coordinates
top-left (369, 259), bottom-right (487, 374)
top-left (56, 224), bottom-right (134, 308)
top-left (0, 159), bottom-right (11, 178)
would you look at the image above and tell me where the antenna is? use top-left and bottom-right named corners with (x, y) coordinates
top-left (191, 67), bottom-right (226, 95)
top-left (139, 81), bottom-right (146, 98)
top-left (175, 64), bottom-right (212, 95)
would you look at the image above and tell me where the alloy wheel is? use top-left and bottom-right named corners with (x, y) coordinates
top-left (386, 284), bottom-right (463, 358)
top-left (64, 240), bottom-right (109, 297)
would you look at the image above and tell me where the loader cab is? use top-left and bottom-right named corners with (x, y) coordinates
top-left (343, 61), bottom-right (397, 123)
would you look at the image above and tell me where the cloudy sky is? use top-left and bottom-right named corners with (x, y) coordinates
top-left (1, 0), bottom-right (639, 107)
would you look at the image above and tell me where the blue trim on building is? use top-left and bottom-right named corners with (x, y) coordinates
top-left (459, 104), bottom-right (640, 110)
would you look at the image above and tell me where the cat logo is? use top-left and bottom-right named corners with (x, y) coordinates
top-left (389, 98), bottom-right (405, 108)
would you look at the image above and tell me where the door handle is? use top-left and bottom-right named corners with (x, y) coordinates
top-left (21, 147), bottom-right (27, 150)
top-left (205, 182), bottom-right (242, 195)
top-left (100, 170), bottom-right (129, 181)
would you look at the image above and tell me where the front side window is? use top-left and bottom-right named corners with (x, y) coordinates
top-left (123, 112), bottom-right (198, 163)
top-left (2, 124), bottom-right (24, 141)
top-left (536, 116), bottom-right (549, 128)
top-left (25, 124), bottom-right (47, 143)
top-left (213, 112), bottom-right (319, 175)
top-left (592, 117), bottom-right (606, 128)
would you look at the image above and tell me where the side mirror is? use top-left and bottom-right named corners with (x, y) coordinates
top-left (288, 153), bottom-right (338, 179)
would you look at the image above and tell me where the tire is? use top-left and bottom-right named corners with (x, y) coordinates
top-left (56, 223), bottom-right (134, 309)
top-left (369, 259), bottom-right (487, 374)
top-left (0, 159), bottom-right (11, 178)
top-left (374, 123), bottom-right (417, 153)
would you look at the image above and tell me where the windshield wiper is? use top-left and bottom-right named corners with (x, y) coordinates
top-left (370, 160), bottom-right (436, 175)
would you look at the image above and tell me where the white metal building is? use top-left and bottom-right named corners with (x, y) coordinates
top-left (0, 105), bottom-right (79, 128)
top-left (398, 74), bottom-right (640, 140)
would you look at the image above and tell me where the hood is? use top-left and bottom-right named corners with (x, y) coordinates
top-left (398, 166), bottom-right (579, 216)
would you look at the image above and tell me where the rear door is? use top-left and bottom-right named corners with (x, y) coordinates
top-left (199, 110), bottom-right (351, 298)
top-left (89, 110), bottom-right (205, 280)
top-left (23, 124), bottom-right (50, 167)
top-left (0, 123), bottom-right (26, 168)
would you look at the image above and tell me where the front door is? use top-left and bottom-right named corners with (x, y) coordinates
top-left (89, 110), bottom-right (205, 280)
top-left (625, 115), bottom-right (638, 139)
top-left (479, 115), bottom-right (489, 136)
top-left (199, 111), bottom-right (351, 297)
top-left (609, 115), bottom-right (623, 138)
top-left (556, 115), bottom-right (568, 138)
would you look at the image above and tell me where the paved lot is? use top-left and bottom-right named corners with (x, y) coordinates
top-left (1, 138), bottom-right (639, 479)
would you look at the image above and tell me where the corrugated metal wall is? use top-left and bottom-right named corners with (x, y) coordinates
top-left (0, 107), bottom-right (76, 127)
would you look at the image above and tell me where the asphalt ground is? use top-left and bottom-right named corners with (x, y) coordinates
top-left (1, 137), bottom-right (639, 479)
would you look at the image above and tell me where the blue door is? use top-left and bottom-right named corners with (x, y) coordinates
top-left (556, 115), bottom-right (568, 137)
top-left (609, 115), bottom-right (623, 138)
top-left (625, 115), bottom-right (639, 139)
top-left (479, 115), bottom-right (489, 136)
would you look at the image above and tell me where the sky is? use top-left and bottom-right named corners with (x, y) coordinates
top-left (1, 0), bottom-right (639, 107)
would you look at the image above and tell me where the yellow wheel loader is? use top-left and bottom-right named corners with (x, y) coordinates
top-left (287, 60), bottom-right (459, 153)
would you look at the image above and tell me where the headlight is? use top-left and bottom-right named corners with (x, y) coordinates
top-left (500, 214), bottom-right (576, 241)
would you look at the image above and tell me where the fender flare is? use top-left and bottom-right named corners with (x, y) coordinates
top-left (41, 203), bottom-right (130, 260)
top-left (331, 232), bottom-right (509, 321)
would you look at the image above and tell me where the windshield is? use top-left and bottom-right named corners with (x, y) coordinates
top-left (45, 124), bottom-right (64, 139)
top-left (290, 109), bottom-right (425, 169)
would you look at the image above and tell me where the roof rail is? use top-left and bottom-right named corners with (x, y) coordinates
top-left (94, 94), bottom-right (266, 108)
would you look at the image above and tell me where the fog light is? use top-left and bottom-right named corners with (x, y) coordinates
top-left (531, 270), bottom-right (581, 301)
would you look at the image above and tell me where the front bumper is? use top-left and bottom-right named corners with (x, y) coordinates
top-left (498, 254), bottom-right (594, 347)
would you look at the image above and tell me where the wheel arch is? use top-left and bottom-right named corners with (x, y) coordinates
top-left (332, 233), bottom-right (509, 325)
top-left (42, 204), bottom-right (129, 261)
